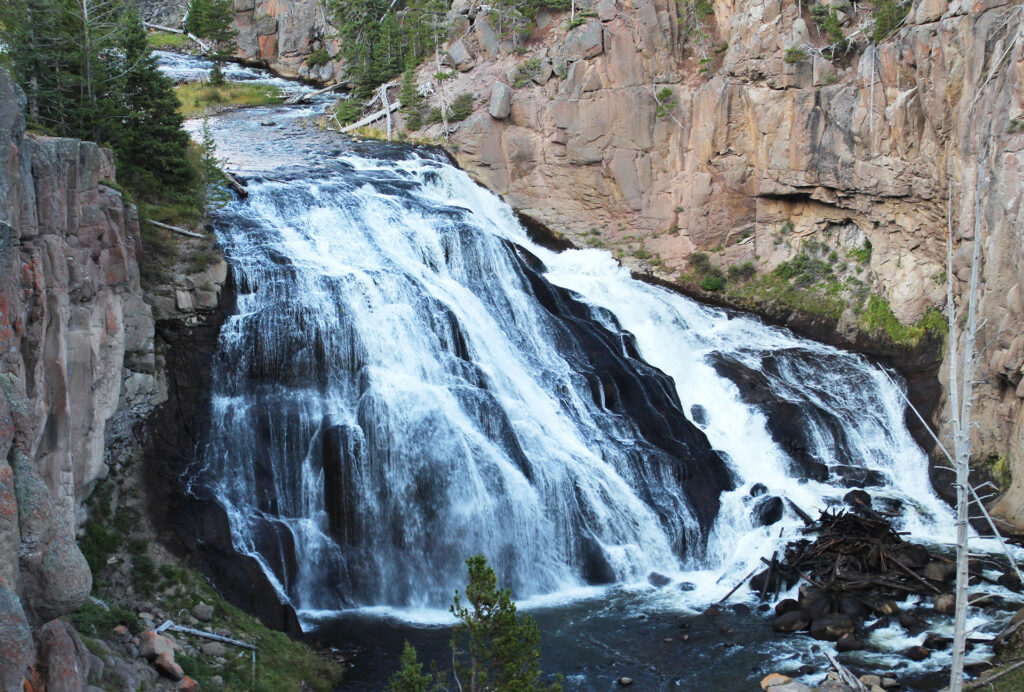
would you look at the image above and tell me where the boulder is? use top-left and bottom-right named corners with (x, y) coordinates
top-left (154, 651), bottom-right (184, 681)
top-left (752, 495), bottom-right (784, 526)
top-left (597, 0), bottom-right (617, 21)
top-left (899, 612), bottom-right (928, 634)
top-left (138, 630), bottom-right (174, 660)
top-left (445, 40), bottom-right (474, 72)
top-left (647, 572), bottom-right (671, 588)
top-left (933, 593), bottom-right (956, 615)
top-left (875, 598), bottom-right (900, 615)
top-left (565, 21), bottom-right (604, 61)
top-left (809, 614), bottom-right (855, 641)
top-left (178, 677), bottom-right (200, 692)
top-left (489, 83), bottom-right (512, 120)
top-left (0, 584), bottom-right (34, 691)
top-left (749, 482), bottom-right (768, 497)
top-left (774, 598), bottom-right (800, 617)
top-left (843, 489), bottom-right (872, 509)
top-left (923, 560), bottom-right (956, 582)
top-left (191, 602), bottom-right (214, 622)
top-left (201, 641), bottom-right (228, 656)
top-left (772, 610), bottom-right (810, 632)
top-left (905, 645), bottom-right (931, 661)
top-left (474, 16), bottom-right (500, 58)
top-left (923, 632), bottom-right (951, 650)
top-left (38, 619), bottom-right (89, 692)
top-left (836, 633), bottom-right (864, 651)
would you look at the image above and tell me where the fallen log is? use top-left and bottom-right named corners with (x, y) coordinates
top-left (145, 219), bottom-right (204, 238)
top-left (338, 100), bottom-right (402, 133)
top-left (143, 21), bottom-right (211, 53)
top-left (284, 82), bottom-right (345, 105)
top-left (787, 499), bottom-right (815, 526)
top-left (223, 170), bottom-right (248, 198)
top-left (718, 566), bottom-right (759, 604)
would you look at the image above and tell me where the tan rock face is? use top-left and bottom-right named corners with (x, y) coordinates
top-left (230, 1), bottom-right (1024, 520)
top-left (402, 0), bottom-right (1024, 523)
top-left (0, 68), bottom-right (158, 683)
top-left (233, 0), bottom-right (344, 82)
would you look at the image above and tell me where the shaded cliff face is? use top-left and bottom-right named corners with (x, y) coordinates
top-left (381, 0), bottom-right (1021, 527)
top-left (0, 70), bottom-right (160, 687)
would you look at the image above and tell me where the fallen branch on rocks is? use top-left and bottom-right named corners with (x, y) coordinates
top-left (284, 82), bottom-right (345, 105)
top-left (157, 619), bottom-right (257, 681)
top-left (142, 21), bottom-right (211, 53)
top-left (145, 219), bottom-right (204, 238)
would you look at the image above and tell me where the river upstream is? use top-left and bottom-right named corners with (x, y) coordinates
top-left (157, 52), bottom-right (1022, 690)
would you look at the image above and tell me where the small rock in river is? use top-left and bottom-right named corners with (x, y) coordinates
top-left (617, 677), bottom-right (633, 686)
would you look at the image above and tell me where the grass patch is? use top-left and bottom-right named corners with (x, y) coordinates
top-left (860, 295), bottom-right (945, 346)
top-left (147, 31), bottom-right (193, 51)
top-left (72, 600), bottom-right (142, 637)
top-left (155, 565), bottom-right (342, 691)
top-left (724, 272), bottom-right (846, 320)
top-left (174, 82), bottom-right (284, 119)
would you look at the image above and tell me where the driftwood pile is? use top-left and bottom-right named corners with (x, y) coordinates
top-left (742, 493), bottom-right (1023, 663)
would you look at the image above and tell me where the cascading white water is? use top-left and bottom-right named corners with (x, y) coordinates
top-left (192, 148), bottom-right (954, 621)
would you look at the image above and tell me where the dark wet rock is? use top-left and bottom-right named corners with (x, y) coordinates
top-left (904, 645), bottom-right (931, 661)
top-left (804, 596), bottom-right (832, 620)
top-left (836, 633), bottom-right (864, 652)
top-left (933, 593), bottom-right (955, 615)
top-left (749, 482), bottom-right (768, 497)
top-left (752, 496), bottom-right (784, 526)
top-left (894, 544), bottom-right (930, 570)
top-left (731, 604), bottom-right (751, 616)
top-left (809, 614), bottom-right (855, 641)
top-left (922, 632), bottom-right (951, 650)
top-left (997, 572), bottom-right (1022, 592)
top-left (690, 404), bottom-right (708, 427)
top-left (677, 582), bottom-right (696, 592)
top-left (703, 606), bottom-right (722, 617)
top-left (647, 572), bottom-right (671, 588)
top-left (923, 560), bottom-right (956, 582)
top-left (838, 596), bottom-right (866, 617)
top-left (898, 612), bottom-right (928, 635)
top-left (843, 489), bottom-right (872, 509)
top-left (875, 598), bottom-right (900, 616)
top-left (775, 598), bottom-right (800, 617)
top-left (772, 610), bottom-right (810, 632)
top-left (750, 568), bottom-right (783, 594)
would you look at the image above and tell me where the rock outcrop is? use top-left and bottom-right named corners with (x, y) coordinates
top-left (232, 0), bottom-right (343, 82)
top-left (0, 68), bottom-right (160, 687)
top-left (387, 0), bottom-right (1024, 527)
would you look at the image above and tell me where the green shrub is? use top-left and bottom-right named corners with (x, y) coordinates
top-left (773, 252), bottom-right (834, 286)
top-left (72, 600), bottom-right (142, 637)
top-left (334, 98), bottom-right (363, 125)
top-left (688, 252), bottom-right (712, 274)
top-left (79, 521), bottom-right (121, 575)
top-left (513, 58), bottom-right (543, 88)
top-left (406, 111), bottom-right (423, 131)
top-left (849, 238), bottom-right (872, 264)
top-left (655, 87), bottom-right (678, 119)
top-left (426, 106), bottom-right (444, 124)
top-left (872, 0), bottom-right (909, 43)
top-left (306, 48), bottom-right (331, 68)
top-left (449, 93), bottom-right (474, 122)
top-left (132, 554), bottom-right (159, 595)
top-left (727, 262), bottom-right (757, 282)
top-left (784, 46), bottom-right (808, 64)
top-left (700, 270), bottom-right (726, 292)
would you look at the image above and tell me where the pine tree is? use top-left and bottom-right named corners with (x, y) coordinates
top-left (450, 555), bottom-right (561, 692)
top-left (385, 642), bottom-right (436, 692)
top-left (185, 0), bottom-right (236, 78)
top-left (110, 4), bottom-right (195, 199)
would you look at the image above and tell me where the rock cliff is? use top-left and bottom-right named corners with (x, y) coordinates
top-left (225, 1), bottom-right (1024, 521)
top-left (395, 0), bottom-right (1024, 529)
top-left (0, 69), bottom-right (161, 689)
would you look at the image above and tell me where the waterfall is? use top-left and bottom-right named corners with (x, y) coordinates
top-left (191, 149), bottom-right (951, 617)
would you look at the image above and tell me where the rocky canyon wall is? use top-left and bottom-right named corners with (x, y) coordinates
top-left (407, 0), bottom-right (1024, 530)
top-left (224, 1), bottom-right (1024, 522)
top-left (0, 69), bottom-right (161, 688)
